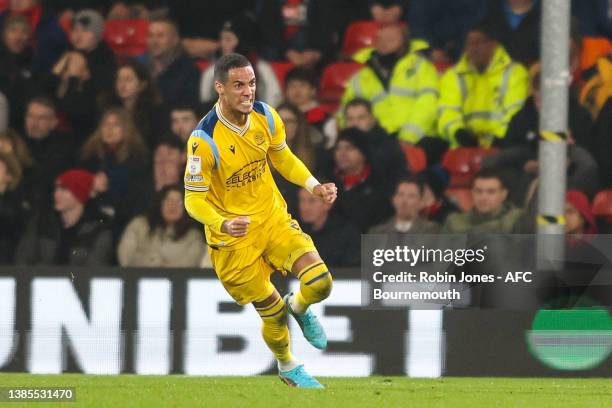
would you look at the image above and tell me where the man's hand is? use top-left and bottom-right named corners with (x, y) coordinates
top-left (313, 183), bottom-right (337, 204)
top-left (221, 216), bottom-right (251, 237)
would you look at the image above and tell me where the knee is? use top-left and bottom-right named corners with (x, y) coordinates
top-left (305, 271), bottom-right (333, 301)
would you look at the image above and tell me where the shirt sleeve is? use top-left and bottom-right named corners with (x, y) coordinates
top-left (183, 134), bottom-right (226, 232)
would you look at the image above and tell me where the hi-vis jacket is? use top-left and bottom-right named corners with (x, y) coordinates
top-left (438, 46), bottom-right (528, 148)
top-left (341, 51), bottom-right (439, 144)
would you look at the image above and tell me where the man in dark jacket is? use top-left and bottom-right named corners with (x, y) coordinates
top-left (328, 127), bottom-right (393, 232)
top-left (140, 17), bottom-right (200, 106)
top-left (0, 0), bottom-right (69, 74)
top-left (298, 187), bottom-right (360, 267)
top-left (15, 168), bottom-right (114, 266)
top-left (20, 97), bottom-right (76, 212)
top-left (343, 98), bottom-right (408, 196)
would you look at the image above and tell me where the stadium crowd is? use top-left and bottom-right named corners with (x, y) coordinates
top-left (1, 0), bottom-right (611, 268)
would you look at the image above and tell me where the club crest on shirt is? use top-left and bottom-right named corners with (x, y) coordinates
top-left (188, 156), bottom-right (201, 175)
top-left (254, 133), bottom-right (265, 145)
top-left (191, 141), bottom-right (199, 154)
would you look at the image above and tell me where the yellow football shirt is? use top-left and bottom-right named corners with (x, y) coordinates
top-left (184, 101), bottom-right (293, 249)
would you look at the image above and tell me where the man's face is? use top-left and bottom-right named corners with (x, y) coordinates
top-left (471, 177), bottom-right (507, 215)
top-left (154, 145), bottom-right (181, 189)
top-left (171, 110), bottom-right (198, 141)
top-left (147, 22), bottom-right (179, 58)
top-left (298, 188), bottom-right (331, 224)
top-left (465, 31), bottom-right (496, 72)
top-left (216, 66), bottom-right (256, 115)
top-left (3, 22), bottom-right (30, 54)
top-left (375, 25), bottom-right (404, 55)
top-left (285, 80), bottom-right (316, 108)
top-left (345, 104), bottom-right (376, 132)
top-left (25, 103), bottom-right (58, 139)
top-left (71, 25), bottom-right (98, 51)
top-left (54, 184), bottom-right (81, 213)
top-left (392, 182), bottom-right (422, 220)
top-left (334, 140), bottom-right (366, 174)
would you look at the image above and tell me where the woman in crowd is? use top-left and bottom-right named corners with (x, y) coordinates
top-left (117, 184), bottom-right (207, 267)
top-left (0, 152), bottom-right (26, 264)
top-left (100, 59), bottom-right (169, 149)
top-left (80, 107), bottom-right (150, 233)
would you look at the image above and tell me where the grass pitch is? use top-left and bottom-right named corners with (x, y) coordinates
top-left (0, 374), bottom-right (611, 407)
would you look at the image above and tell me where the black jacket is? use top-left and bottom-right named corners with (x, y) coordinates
top-left (301, 214), bottom-right (361, 267)
top-left (15, 205), bottom-right (114, 266)
top-left (142, 52), bottom-right (200, 106)
top-left (0, 188), bottom-right (28, 264)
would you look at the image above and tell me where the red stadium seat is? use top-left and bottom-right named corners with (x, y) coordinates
top-left (104, 19), bottom-right (149, 57)
top-left (581, 37), bottom-right (612, 71)
top-left (270, 61), bottom-right (295, 89)
top-left (446, 188), bottom-right (473, 212)
top-left (593, 190), bottom-right (612, 220)
top-left (342, 20), bottom-right (379, 57)
top-left (319, 62), bottom-right (363, 103)
top-left (59, 17), bottom-right (72, 36)
top-left (0, 0), bottom-right (7, 12)
top-left (402, 144), bottom-right (427, 173)
top-left (442, 147), bottom-right (499, 187)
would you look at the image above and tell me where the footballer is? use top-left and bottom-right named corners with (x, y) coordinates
top-left (184, 53), bottom-right (337, 388)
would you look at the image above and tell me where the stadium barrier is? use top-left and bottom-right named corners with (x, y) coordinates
top-left (0, 266), bottom-right (610, 377)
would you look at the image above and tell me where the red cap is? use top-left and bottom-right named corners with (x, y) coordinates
top-left (56, 169), bottom-right (94, 205)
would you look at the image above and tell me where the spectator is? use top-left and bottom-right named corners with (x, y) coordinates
top-left (298, 187), bottom-right (360, 267)
top-left (118, 184), bottom-right (205, 267)
top-left (0, 152), bottom-right (27, 264)
top-left (438, 23), bottom-right (528, 148)
top-left (328, 127), bottom-right (393, 232)
top-left (494, 64), bottom-right (598, 200)
top-left (274, 102), bottom-right (326, 213)
top-left (284, 67), bottom-right (328, 130)
top-left (152, 138), bottom-right (183, 193)
top-left (340, 23), bottom-right (439, 145)
top-left (15, 168), bottom-right (114, 266)
top-left (200, 14), bottom-right (282, 107)
top-left (408, 0), bottom-right (488, 63)
top-left (140, 17), bottom-right (200, 106)
top-left (170, 102), bottom-right (200, 146)
top-left (483, 0), bottom-right (541, 67)
top-left (20, 97), bottom-right (76, 211)
top-left (592, 97), bottom-right (612, 187)
top-left (343, 98), bottom-right (408, 196)
top-left (419, 166), bottom-right (460, 224)
top-left (80, 107), bottom-right (150, 232)
top-left (0, 0), bottom-right (69, 73)
top-left (370, 176), bottom-right (439, 234)
top-left (100, 59), bottom-right (169, 149)
top-left (442, 168), bottom-right (524, 233)
top-left (0, 14), bottom-right (36, 128)
top-left (47, 9), bottom-right (117, 141)
top-left (565, 189), bottom-right (598, 237)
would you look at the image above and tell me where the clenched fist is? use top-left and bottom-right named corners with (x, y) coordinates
top-left (313, 183), bottom-right (337, 204)
top-left (221, 216), bottom-right (251, 237)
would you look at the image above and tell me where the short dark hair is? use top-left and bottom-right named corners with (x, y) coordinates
top-left (395, 175), bottom-right (425, 196)
top-left (472, 167), bottom-right (507, 189)
top-left (344, 98), bottom-right (373, 115)
top-left (170, 102), bottom-right (200, 115)
top-left (27, 96), bottom-right (57, 114)
top-left (213, 52), bottom-right (252, 84)
top-left (285, 67), bottom-right (318, 89)
top-left (149, 17), bottom-right (179, 34)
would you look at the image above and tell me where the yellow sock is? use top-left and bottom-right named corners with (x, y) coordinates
top-left (255, 296), bottom-right (293, 363)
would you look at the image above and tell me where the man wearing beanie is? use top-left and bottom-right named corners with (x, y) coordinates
top-left (328, 128), bottom-right (393, 232)
top-left (15, 168), bottom-right (114, 266)
top-left (49, 9), bottom-right (116, 138)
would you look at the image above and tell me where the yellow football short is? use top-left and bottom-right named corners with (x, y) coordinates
top-left (209, 211), bottom-right (317, 305)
